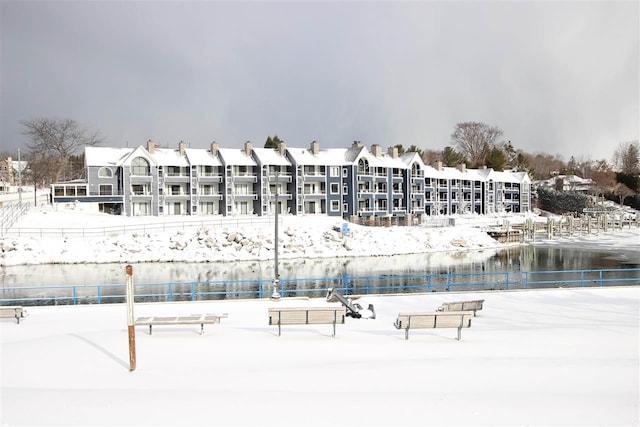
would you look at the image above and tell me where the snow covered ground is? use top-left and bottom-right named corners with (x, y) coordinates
top-left (1, 202), bottom-right (639, 426)
top-left (1, 287), bottom-right (638, 426)
top-left (2, 203), bottom-right (639, 266)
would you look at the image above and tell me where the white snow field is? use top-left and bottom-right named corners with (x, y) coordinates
top-left (1, 286), bottom-right (639, 426)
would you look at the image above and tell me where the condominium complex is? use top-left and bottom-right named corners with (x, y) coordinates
top-left (51, 140), bottom-right (531, 222)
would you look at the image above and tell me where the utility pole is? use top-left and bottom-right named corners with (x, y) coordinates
top-left (125, 265), bottom-right (136, 371)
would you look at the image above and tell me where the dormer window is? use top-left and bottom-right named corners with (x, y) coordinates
top-left (98, 167), bottom-right (113, 178)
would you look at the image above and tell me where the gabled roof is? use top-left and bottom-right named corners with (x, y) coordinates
top-left (400, 152), bottom-right (426, 169)
top-left (85, 147), bottom-right (133, 167)
top-left (120, 146), bottom-right (158, 166)
top-left (349, 146), bottom-right (408, 169)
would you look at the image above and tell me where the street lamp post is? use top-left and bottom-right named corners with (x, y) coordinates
top-left (271, 169), bottom-right (281, 300)
top-left (17, 149), bottom-right (23, 205)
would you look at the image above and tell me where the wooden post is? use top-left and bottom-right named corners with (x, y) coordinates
top-left (125, 265), bottom-right (136, 372)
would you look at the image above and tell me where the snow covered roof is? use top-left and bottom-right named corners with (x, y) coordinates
top-left (251, 147), bottom-right (291, 166)
top-left (399, 152), bottom-right (426, 169)
top-left (218, 148), bottom-right (257, 166)
top-left (184, 148), bottom-right (221, 166)
top-left (85, 147), bottom-right (133, 166)
top-left (152, 148), bottom-right (189, 167)
top-left (491, 170), bottom-right (521, 183)
top-left (287, 147), bottom-right (351, 166)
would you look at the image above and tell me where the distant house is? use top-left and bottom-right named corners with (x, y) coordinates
top-left (51, 140), bottom-right (533, 221)
top-left (536, 174), bottom-right (595, 194)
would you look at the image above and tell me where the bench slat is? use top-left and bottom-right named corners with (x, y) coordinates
top-left (394, 311), bottom-right (474, 341)
top-left (268, 306), bottom-right (346, 337)
top-left (438, 300), bottom-right (484, 316)
top-left (135, 313), bottom-right (228, 335)
top-left (0, 306), bottom-right (27, 324)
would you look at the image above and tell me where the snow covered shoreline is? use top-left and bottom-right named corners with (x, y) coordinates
top-left (1, 207), bottom-right (638, 267)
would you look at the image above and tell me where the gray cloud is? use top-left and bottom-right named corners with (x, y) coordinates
top-left (1, 1), bottom-right (638, 162)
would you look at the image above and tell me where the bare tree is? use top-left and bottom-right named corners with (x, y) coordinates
top-left (528, 153), bottom-right (564, 180)
top-left (612, 140), bottom-right (640, 174)
top-left (451, 122), bottom-right (503, 168)
top-left (590, 169), bottom-right (617, 206)
top-left (421, 149), bottom-right (442, 165)
top-left (611, 182), bottom-right (635, 207)
top-left (21, 118), bottom-right (101, 182)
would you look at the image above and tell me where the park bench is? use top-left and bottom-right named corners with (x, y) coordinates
top-left (0, 306), bottom-right (28, 324)
top-left (437, 299), bottom-right (485, 316)
top-left (393, 311), bottom-right (474, 341)
top-left (135, 313), bottom-right (228, 335)
top-left (268, 306), bottom-right (346, 337)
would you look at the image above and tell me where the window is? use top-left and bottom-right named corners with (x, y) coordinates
top-left (200, 202), bottom-right (218, 214)
top-left (98, 167), bottom-right (113, 178)
top-left (343, 185), bottom-right (348, 195)
top-left (235, 184), bottom-right (250, 195)
top-left (330, 200), bottom-right (340, 212)
top-left (131, 157), bottom-right (150, 176)
top-left (133, 202), bottom-right (150, 216)
top-left (200, 185), bottom-right (215, 195)
top-left (330, 183), bottom-right (339, 194)
top-left (358, 159), bottom-right (369, 174)
top-left (330, 167), bottom-right (340, 177)
top-left (100, 185), bottom-right (112, 196)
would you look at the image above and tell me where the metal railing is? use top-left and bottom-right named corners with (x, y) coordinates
top-left (0, 202), bottom-right (30, 237)
top-left (1, 268), bottom-right (638, 307)
top-left (2, 216), bottom-right (277, 238)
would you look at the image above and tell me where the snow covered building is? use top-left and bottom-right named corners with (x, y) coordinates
top-left (51, 140), bottom-right (532, 220)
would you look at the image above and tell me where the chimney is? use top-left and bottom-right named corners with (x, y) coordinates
top-left (457, 163), bottom-right (466, 173)
top-left (178, 140), bottom-right (187, 156)
top-left (278, 141), bottom-right (286, 156)
top-left (210, 141), bottom-right (219, 156)
top-left (244, 141), bottom-right (253, 156)
top-left (387, 146), bottom-right (398, 158)
top-left (147, 139), bottom-right (157, 154)
top-left (434, 161), bottom-right (443, 171)
top-left (352, 140), bottom-right (363, 148)
top-left (310, 140), bottom-right (320, 155)
top-left (371, 144), bottom-right (382, 157)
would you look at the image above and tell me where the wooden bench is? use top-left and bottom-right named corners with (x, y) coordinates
top-left (437, 299), bottom-right (485, 316)
top-left (135, 313), bottom-right (228, 335)
top-left (0, 306), bottom-right (28, 324)
top-left (268, 306), bottom-right (347, 337)
top-left (393, 311), bottom-right (474, 341)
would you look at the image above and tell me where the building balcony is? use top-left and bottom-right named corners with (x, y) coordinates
top-left (163, 175), bottom-right (190, 184)
top-left (196, 175), bottom-right (223, 183)
top-left (130, 176), bottom-right (153, 184)
top-left (230, 175), bottom-right (258, 183)
top-left (197, 194), bottom-right (223, 201)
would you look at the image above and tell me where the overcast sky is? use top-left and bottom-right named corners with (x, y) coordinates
top-left (1, 1), bottom-right (638, 162)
